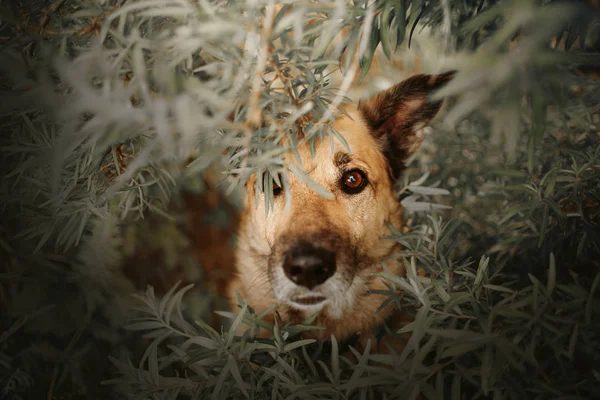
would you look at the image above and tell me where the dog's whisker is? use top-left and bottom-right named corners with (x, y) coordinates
top-left (248, 272), bottom-right (272, 291)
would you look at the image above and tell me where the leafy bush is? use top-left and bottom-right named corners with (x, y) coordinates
top-left (0, 0), bottom-right (598, 399)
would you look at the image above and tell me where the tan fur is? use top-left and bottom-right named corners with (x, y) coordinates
top-left (230, 106), bottom-right (405, 344)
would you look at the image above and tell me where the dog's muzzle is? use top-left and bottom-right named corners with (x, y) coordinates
top-left (282, 244), bottom-right (336, 290)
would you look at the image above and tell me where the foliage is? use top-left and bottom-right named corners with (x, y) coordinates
top-left (0, 0), bottom-right (599, 399)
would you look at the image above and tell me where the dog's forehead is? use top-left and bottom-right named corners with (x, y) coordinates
top-left (285, 107), bottom-right (388, 175)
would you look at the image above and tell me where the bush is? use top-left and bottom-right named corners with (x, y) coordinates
top-left (1, 0), bottom-right (599, 399)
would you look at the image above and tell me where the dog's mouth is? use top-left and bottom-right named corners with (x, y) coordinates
top-left (290, 295), bottom-right (328, 306)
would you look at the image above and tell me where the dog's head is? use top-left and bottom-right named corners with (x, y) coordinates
top-left (237, 72), bottom-right (453, 318)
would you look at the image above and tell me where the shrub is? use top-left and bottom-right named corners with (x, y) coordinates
top-left (1, 0), bottom-right (598, 399)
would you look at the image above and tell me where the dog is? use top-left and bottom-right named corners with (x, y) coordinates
top-left (226, 71), bottom-right (454, 351)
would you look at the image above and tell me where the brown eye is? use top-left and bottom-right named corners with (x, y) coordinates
top-left (273, 181), bottom-right (282, 196)
top-left (273, 174), bottom-right (283, 196)
top-left (341, 169), bottom-right (368, 194)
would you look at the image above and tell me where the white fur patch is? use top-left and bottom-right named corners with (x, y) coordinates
top-left (270, 263), bottom-right (359, 318)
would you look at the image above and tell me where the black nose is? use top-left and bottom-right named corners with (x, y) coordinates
top-left (283, 245), bottom-right (336, 289)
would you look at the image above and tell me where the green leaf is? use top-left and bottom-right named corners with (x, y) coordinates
top-left (380, 1), bottom-right (393, 60)
top-left (444, 292), bottom-right (473, 311)
top-left (481, 345), bottom-right (493, 395)
top-left (538, 205), bottom-right (550, 248)
top-left (194, 318), bottom-right (222, 341)
top-left (228, 355), bottom-right (250, 398)
top-left (542, 167), bottom-right (559, 198)
top-left (482, 286), bottom-right (512, 297)
top-left (316, 360), bottom-right (335, 385)
top-left (474, 256), bottom-right (490, 287)
top-left (164, 283), bottom-right (195, 326)
top-left (330, 334), bottom-right (340, 383)
top-left (566, 322), bottom-right (579, 361)
top-left (211, 357), bottom-right (230, 400)
top-left (409, 335), bottom-right (436, 378)
top-left (342, 26), bottom-right (361, 73)
top-left (227, 304), bottom-right (248, 347)
top-left (442, 341), bottom-right (486, 358)
top-left (283, 338), bottom-right (316, 353)
top-left (276, 357), bottom-right (304, 384)
top-left (148, 341), bottom-right (159, 385)
top-left (460, 2), bottom-right (505, 33)
top-left (395, 0), bottom-right (407, 49)
top-left (547, 253), bottom-right (556, 296)
top-left (407, 185), bottom-right (451, 195)
top-left (124, 320), bottom-right (165, 331)
top-left (185, 336), bottom-right (222, 350)
top-left (427, 329), bottom-right (486, 340)
top-left (358, 15), bottom-right (380, 84)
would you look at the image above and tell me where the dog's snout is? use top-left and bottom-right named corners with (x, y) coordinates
top-left (283, 245), bottom-right (336, 289)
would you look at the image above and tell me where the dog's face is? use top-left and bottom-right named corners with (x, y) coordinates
top-left (236, 73), bottom-right (453, 319)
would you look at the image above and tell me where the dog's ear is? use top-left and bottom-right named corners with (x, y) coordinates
top-left (358, 71), bottom-right (454, 177)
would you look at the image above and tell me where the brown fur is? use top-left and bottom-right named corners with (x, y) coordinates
top-left (227, 72), bottom-right (454, 351)
top-left (358, 72), bottom-right (455, 176)
top-left (121, 179), bottom-right (240, 327)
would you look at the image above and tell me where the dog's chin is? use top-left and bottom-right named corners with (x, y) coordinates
top-left (272, 281), bottom-right (358, 318)
top-left (272, 285), bottom-right (333, 313)
top-left (286, 295), bottom-right (330, 311)
top-left (270, 261), bottom-right (361, 317)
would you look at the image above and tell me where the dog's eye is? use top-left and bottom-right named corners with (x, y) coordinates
top-left (341, 169), bottom-right (368, 194)
top-left (273, 181), bottom-right (282, 196)
top-left (273, 174), bottom-right (283, 196)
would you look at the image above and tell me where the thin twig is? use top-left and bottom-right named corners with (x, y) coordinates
top-left (237, 1), bottom-right (277, 178)
top-left (40, 0), bottom-right (68, 32)
top-left (246, 1), bottom-right (276, 130)
top-left (441, 0), bottom-right (452, 52)
top-left (315, 2), bottom-right (374, 127)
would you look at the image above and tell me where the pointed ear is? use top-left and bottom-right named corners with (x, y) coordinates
top-left (358, 71), bottom-right (455, 177)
